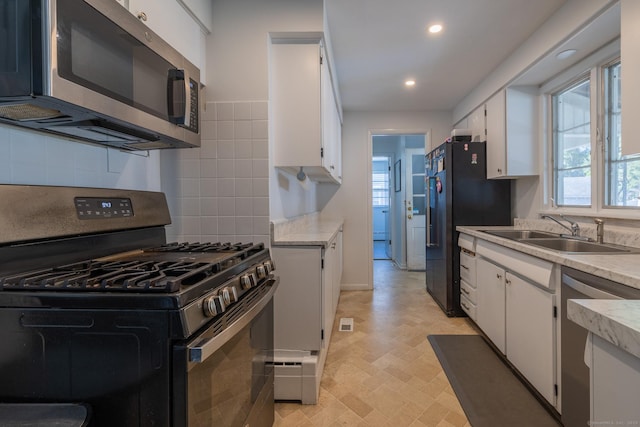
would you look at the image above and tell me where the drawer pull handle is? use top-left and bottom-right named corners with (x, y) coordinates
top-left (461, 287), bottom-right (470, 295)
top-left (497, 274), bottom-right (502, 279)
top-left (461, 302), bottom-right (470, 310)
top-left (461, 264), bottom-right (469, 270)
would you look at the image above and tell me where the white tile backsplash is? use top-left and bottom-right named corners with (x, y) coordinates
top-left (1, 124), bottom-right (158, 191)
top-left (218, 121), bottom-right (234, 140)
top-left (218, 216), bottom-right (236, 234)
top-left (160, 101), bottom-right (270, 244)
top-left (216, 103), bottom-right (233, 121)
top-left (251, 102), bottom-right (268, 120)
top-left (234, 121), bottom-right (252, 140)
top-left (234, 102), bottom-right (251, 120)
top-left (251, 120), bottom-right (268, 139)
top-left (217, 159), bottom-right (235, 178)
top-left (218, 197), bottom-right (236, 216)
top-left (217, 140), bottom-right (235, 159)
top-left (234, 140), bottom-right (252, 159)
top-left (234, 159), bottom-right (253, 178)
top-left (236, 178), bottom-right (253, 197)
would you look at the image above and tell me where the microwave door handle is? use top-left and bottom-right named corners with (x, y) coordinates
top-left (167, 69), bottom-right (187, 126)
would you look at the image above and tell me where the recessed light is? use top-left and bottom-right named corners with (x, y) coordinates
top-left (556, 49), bottom-right (577, 60)
top-left (405, 80), bottom-right (416, 87)
top-left (428, 24), bottom-right (443, 34)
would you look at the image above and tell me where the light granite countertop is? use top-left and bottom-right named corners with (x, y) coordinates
top-left (457, 225), bottom-right (640, 291)
top-left (458, 224), bottom-right (640, 357)
top-left (271, 213), bottom-right (343, 247)
top-left (567, 299), bottom-right (640, 360)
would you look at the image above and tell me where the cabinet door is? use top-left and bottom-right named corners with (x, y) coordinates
top-left (468, 105), bottom-right (486, 142)
top-left (272, 246), bottom-right (323, 351)
top-left (506, 272), bottom-right (555, 404)
top-left (476, 258), bottom-right (506, 353)
top-left (322, 246), bottom-right (332, 349)
top-left (272, 42), bottom-right (322, 169)
top-left (321, 52), bottom-right (342, 183)
top-left (127, 0), bottom-right (203, 71)
top-left (485, 90), bottom-right (507, 179)
top-left (591, 334), bottom-right (640, 423)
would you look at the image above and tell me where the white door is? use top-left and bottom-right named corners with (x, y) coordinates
top-left (405, 148), bottom-right (426, 270)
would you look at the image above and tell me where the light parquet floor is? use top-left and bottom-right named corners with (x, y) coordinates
top-left (274, 260), bottom-right (479, 427)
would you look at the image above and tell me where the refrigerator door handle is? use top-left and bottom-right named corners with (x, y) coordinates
top-left (426, 175), bottom-right (431, 247)
top-left (426, 176), bottom-right (437, 247)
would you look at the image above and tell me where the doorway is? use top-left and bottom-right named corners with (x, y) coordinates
top-left (371, 132), bottom-right (429, 270)
top-left (372, 156), bottom-right (391, 260)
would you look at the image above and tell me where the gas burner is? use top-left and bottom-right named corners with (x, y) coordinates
top-left (0, 260), bottom-right (220, 292)
top-left (147, 241), bottom-right (259, 253)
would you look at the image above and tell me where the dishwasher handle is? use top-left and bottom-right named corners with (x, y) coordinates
top-left (562, 273), bottom-right (622, 300)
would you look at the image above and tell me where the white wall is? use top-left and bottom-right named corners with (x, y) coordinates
top-left (452, 0), bottom-right (617, 221)
top-left (321, 110), bottom-right (451, 290)
top-left (163, 0), bottom-right (327, 243)
top-left (0, 124), bottom-right (160, 191)
top-left (206, 0), bottom-right (323, 103)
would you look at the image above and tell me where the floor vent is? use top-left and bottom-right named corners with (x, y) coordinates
top-left (339, 317), bottom-right (354, 332)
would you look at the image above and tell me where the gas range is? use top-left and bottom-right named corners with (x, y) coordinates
top-left (0, 184), bottom-right (277, 427)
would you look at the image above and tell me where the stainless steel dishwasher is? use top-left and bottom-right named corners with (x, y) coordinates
top-left (560, 266), bottom-right (640, 427)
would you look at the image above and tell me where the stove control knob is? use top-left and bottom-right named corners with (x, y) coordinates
top-left (222, 286), bottom-right (238, 304)
top-left (256, 265), bottom-right (267, 280)
top-left (240, 273), bottom-right (256, 289)
top-left (203, 295), bottom-right (224, 318)
top-left (264, 260), bottom-right (275, 273)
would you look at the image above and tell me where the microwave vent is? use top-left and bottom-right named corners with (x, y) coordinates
top-left (0, 104), bottom-right (63, 121)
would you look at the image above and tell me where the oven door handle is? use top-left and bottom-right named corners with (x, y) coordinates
top-left (188, 277), bottom-right (279, 365)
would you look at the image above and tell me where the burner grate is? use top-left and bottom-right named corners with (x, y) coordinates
top-left (0, 260), bottom-right (220, 292)
top-left (146, 241), bottom-right (260, 253)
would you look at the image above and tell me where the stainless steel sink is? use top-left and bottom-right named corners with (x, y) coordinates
top-left (522, 238), bottom-right (638, 254)
top-left (484, 229), bottom-right (560, 239)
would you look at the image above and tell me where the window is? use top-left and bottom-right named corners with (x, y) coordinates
top-left (552, 78), bottom-right (592, 207)
top-left (548, 47), bottom-right (639, 214)
top-left (604, 61), bottom-right (640, 207)
top-left (372, 157), bottom-right (390, 207)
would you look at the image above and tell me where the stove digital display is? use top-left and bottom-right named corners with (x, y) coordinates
top-left (74, 197), bottom-right (133, 219)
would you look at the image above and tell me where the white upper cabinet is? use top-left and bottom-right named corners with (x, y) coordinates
top-left (122, 0), bottom-right (206, 75)
top-left (271, 36), bottom-right (343, 184)
top-left (621, 0), bottom-right (640, 156)
top-left (453, 105), bottom-right (485, 142)
top-left (468, 105), bottom-right (486, 142)
top-left (176, 0), bottom-right (213, 33)
top-left (485, 87), bottom-right (538, 179)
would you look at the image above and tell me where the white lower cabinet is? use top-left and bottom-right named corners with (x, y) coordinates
top-left (475, 239), bottom-right (558, 407)
top-left (270, 230), bottom-right (342, 404)
top-left (505, 272), bottom-right (556, 404)
top-left (590, 334), bottom-right (640, 423)
top-left (476, 258), bottom-right (506, 354)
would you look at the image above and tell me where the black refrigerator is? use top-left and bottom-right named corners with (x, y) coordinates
top-left (425, 139), bottom-right (512, 317)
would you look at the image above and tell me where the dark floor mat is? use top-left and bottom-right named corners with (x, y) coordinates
top-left (428, 334), bottom-right (560, 427)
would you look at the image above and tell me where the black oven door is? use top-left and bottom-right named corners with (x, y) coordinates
top-left (173, 280), bottom-right (277, 427)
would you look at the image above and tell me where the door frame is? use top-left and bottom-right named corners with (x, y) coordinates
top-left (368, 129), bottom-right (431, 280)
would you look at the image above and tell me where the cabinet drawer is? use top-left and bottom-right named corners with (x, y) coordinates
top-left (460, 293), bottom-right (477, 321)
top-left (460, 251), bottom-right (476, 286)
top-left (460, 279), bottom-right (477, 304)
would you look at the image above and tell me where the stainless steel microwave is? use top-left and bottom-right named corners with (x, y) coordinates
top-left (0, 0), bottom-right (200, 150)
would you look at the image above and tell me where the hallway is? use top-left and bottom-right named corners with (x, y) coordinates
top-left (274, 261), bottom-right (477, 426)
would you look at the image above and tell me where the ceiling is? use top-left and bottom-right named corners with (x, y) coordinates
top-left (324, 0), bottom-right (568, 112)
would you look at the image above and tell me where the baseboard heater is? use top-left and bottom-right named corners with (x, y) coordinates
top-left (270, 350), bottom-right (320, 404)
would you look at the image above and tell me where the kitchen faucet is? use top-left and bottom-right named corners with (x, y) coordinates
top-left (541, 214), bottom-right (582, 238)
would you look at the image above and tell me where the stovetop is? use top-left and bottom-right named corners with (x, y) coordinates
top-left (0, 242), bottom-right (271, 310)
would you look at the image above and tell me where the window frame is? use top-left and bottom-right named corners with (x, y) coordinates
top-left (541, 40), bottom-right (640, 218)
top-left (551, 74), bottom-right (593, 208)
